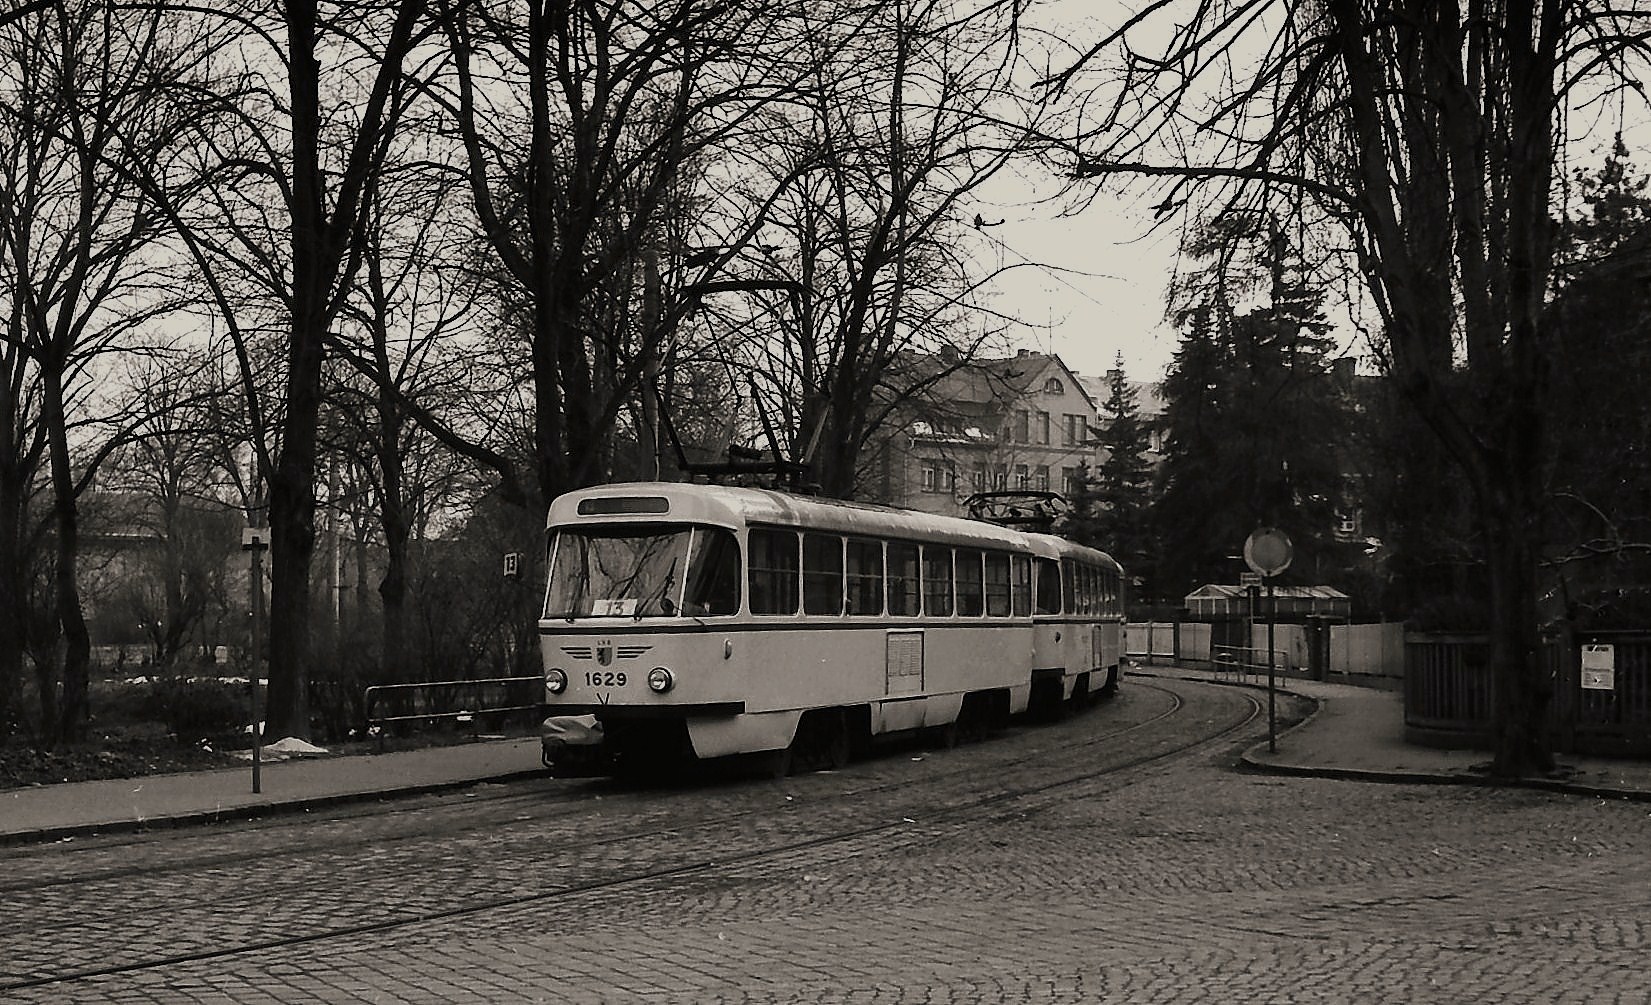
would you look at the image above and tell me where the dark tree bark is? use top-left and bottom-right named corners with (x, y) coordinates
top-left (261, 0), bottom-right (428, 739)
top-left (1054, 0), bottom-right (1648, 777)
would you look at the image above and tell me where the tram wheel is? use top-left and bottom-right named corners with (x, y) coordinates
top-left (1070, 673), bottom-right (1091, 710)
top-left (955, 693), bottom-right (993, 744)
top-left (930, 718), bottom-right (961, 750)
top-left (793, 709), bottom-right (851, 772)
top-left (752, 745), bottom-right (793, 779)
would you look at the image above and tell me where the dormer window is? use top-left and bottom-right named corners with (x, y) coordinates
top-left (1043, 378), bottom-right (1063, 394)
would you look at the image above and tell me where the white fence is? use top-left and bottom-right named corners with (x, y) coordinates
top-left (1126, 621), bottom-right (1405, 682)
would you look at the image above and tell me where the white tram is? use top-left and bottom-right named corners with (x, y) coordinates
top-left (537, 482), bottom-right (1124, 776)
top-left (1024, 532), bottom-right (1127, 713)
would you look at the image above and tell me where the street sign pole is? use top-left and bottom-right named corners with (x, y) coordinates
top-left (1243, 528), bottom-right (1293, 756)
top-left (243, 527), bottom-right (268, 794)
top-left (1267, 579), bottom-right (1277, 753)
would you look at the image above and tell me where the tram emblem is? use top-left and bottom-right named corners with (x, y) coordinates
top-left (596, 641), bottom-right (614, 666)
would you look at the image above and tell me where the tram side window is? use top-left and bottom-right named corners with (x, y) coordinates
top-left (1011, 555), bottom-right (1032, 616)
top-left (956, 549), bottom-right (985, 617)
top-left (1103, 570), bottom-right (1119, 615)
top-left (748, 528), bottom-right (800, 615)
top-left (1034, 557), bottom-right (1060, 615)
top-left (985, 552), bottom-right (1012, 617)
top-left (683, 527), bottom-right (740, 616)
top-left (1081, 565), bottom-right (1097, 616)
top-left (1062, 559), bottom-right (1077, 615)
top-left (888, 542), bottom-right (921, 616)
top-left (802, 533), bottom-right (845, 616)
top-left (846, 539), bottom-right (884, 615)
top-left (923, 545), bottom-right (954, 617)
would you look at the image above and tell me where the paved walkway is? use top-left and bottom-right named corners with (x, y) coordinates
top-left (4, 668), bottom-right (1648, 845)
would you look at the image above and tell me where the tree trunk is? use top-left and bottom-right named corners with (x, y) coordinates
top-left (0, 472), bottom-right (25, 735)
top-left (43, 371), bottom-right (91, 745)
top-left (1480, 380), bottom-right (1553, 777)
top-left (378, 407), bottom-right (409, 681)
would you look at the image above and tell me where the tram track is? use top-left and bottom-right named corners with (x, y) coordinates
top-left (0, 675), bottom-right (1180, 894)
top-left (1, 678), bottom-right (1262, 995)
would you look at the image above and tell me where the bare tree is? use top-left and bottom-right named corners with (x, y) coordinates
top-left (97, 352), bottom-right (240, 670)
top-left (435, 0), bottom-right (829, 507)
top-left (725, 0), bottom-right (1039, 498)
top-left (1048, 0), bottom-right (1651, 776)
top-left (159, 0), bottom-right (438, 739)
top-left (333, 159), bottom-right (487, 680)
top-left (0, 1), bottom-right (215, 742)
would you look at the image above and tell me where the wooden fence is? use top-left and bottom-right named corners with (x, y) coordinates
top-left (1405, 631), bottom-right (1651, 756)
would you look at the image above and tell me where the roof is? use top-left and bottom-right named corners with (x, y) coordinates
top-left (547, 482), bottom-right (1034, 550)
top-left (1186, 584), bottom-right (1349, 601)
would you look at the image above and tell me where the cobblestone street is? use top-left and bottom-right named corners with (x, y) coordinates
top-left (8, 677), bottom-right (1650, 1003)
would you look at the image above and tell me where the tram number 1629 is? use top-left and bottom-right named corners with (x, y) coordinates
top-left (584, 671), bottom-right (627, 687)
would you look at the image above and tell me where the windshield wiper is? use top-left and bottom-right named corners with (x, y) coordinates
top-left (566, 561), bottom-right (589, 623)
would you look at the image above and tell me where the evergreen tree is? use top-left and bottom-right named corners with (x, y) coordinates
top-left (1088, 354), bottom-right (1156, 598)
top-left (1059, 462), bottom-right (1106, 550)
top-left (1545, 142), bottom-right (1651, 623)
top-left (1154, 220), bottom-right (1354, 599)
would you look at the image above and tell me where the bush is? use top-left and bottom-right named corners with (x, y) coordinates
top-left (142, 678), bottom-right (249, 745)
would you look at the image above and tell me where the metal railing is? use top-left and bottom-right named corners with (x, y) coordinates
top-left (363, 676), bottom-right (542, 750)
top-left (1211, 644), bottom-right (1293, 682)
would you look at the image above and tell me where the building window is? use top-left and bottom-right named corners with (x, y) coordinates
top-left (1062, 466), bottom-right (1079, 497)
top-left (971, 462), bottom-right (987, 491)
top-left (1014, 463), bottom-right (1029, 489)
top-left (1063, 414), bottom-right (1085, 447)
top-left (1044, 377), bottom-right (1063, 394)
top-left (1035, 411), bottom-right (1050, 444)
top-left (993, 466), bottom-right (1007, 491)
top-left (1033, 465), bottom-right (1049, 491)
top-left (1014, 410), bottom-right (1030, 443)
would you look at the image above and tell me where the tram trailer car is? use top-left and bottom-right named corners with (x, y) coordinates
top-left (1022, 532), bottom-right (1127, 713)
top-left (537, 482), bottom-right (1124, 777)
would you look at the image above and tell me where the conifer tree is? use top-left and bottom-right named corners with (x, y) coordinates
top-left (1089, 354), bottom-right (1156, 597)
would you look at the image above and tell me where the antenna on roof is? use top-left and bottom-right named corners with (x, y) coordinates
top-left (657, 375), bottom-right (815, 493)
top-left (964, 490), bottom-right (1069, 533)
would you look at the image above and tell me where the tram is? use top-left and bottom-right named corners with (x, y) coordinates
top-left (537, 481), bottom-right (1124, 776)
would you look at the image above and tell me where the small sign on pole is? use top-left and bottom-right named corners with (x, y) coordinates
top-left (1242, 527), bottom-right (1292, 755)
top-left (503, 551), bottom-right (522, 578)
top-left (1581, 644), bottom-right (1616, 691)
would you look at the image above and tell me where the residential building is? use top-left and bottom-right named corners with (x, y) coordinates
top-left (871, 350), bottom-right (1102, 519)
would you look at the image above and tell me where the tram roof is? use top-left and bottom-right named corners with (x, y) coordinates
top-left (547, 482), bottom-right (1033, 549)
top-left (1020, 531), bottom-right (1124, 574)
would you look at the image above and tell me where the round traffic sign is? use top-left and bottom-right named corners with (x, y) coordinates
top-left (1243, 527), bottom-right (1293, 577)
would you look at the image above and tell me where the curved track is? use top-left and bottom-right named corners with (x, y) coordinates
top-left (1, 676), bottom-right (1264, 994)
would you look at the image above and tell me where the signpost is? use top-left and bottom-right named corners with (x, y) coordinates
top-left (242, 526), bottom-right (268, 794)
top-left (1581, 644), bottom-right (1616, 691)
top-left (1244, 527), bottom-right (1293, 753)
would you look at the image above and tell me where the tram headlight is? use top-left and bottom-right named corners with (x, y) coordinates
top-left (647, 667), bottom-right (674, 693)
top-left (545, 668), bottom-right (568, 695)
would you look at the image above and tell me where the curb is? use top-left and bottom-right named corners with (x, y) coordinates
top-left (0, 767), bottom-right (550, 848)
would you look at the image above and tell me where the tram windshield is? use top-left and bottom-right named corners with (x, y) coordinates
top-left (544, 525), bottom-right (739, 618)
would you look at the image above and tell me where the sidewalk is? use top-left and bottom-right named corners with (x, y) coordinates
top-left (1141, 666), bottom-right (1651, 802)
top-left (1, 737), bottom-right (546, 846)
top-left (6, 670), bottom-right (1650, 845)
